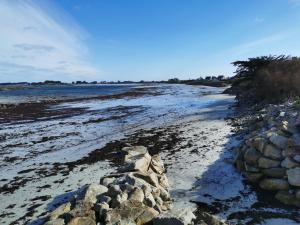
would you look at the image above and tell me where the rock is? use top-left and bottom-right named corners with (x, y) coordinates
top-left (269, 133), bottom-right (288, 149)
top-left (150, 155), bottom-right (165, 175)
top-left (282, 148), bottom-right (300, 157)
top-left (261, 168), bottom-right (286, 178)
top-left (128, 187), bottom-right (145, 203)
top-left (105, 200), bottom-right (158, 225)
top-left (132, 171), bottom-right (160, 188)
top-left (252, 137), bottom-right (267, 153)
top-left (281, 157), bottom-right (300, 168)
top-left (259, 178), bottom-right (290, 190)
top-left (95, 202), bottom-right (109, 220)
top-left (49, 202), bottom-right (72, 220)
top-left (159, 187), bottom-right (171, 201)
top-left (44, 219), bottom-right (65, 225)
top-left (275, 191), bottom-right (300, 207)
top-left (144, 192), bottom-right (156, 207)
top-left (67, 216), bottom-right (96, 225)
top-left (65, 202), bottom-right (95, 222)
top-left (158, 174), bottom-right (170, 189)
top-left (287, 168), bottom-right (300, 186)
top-left (245, 172), bottom-right (263, 183)
top-left (122, 146), bottom-right (152, 173)
top-left (135, 207), bottom-right (160, 225)
top-left (244, 163), bottom-right (260, 172)
top-left (152, 211), bottom-right (196, 225)
top-left (196, 212), bottom-right (225, 225)
top-left (258, 157), bottom-right (281, 169)
top-left (82, 184), bottom-right (108, 205)
top-left (294, 155), bottom-right (300, 163)
top-left (244, 148), bottom-right (261, 165)
top-left (263, 144), bottom-right (282, 160)
top-left (296, 190), bottom-right (300, 199)
top-left (235, 159), bottom-right (245, 172)
top-left (101, 177), bottom-right (116, 187)
top-left (111, 192), bottom-right (128, 208)
top-left (107, 185), bottom-right (121, 198)
top-left (98, 195), bottom-right (111, 204)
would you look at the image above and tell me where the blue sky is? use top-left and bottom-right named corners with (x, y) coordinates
top-left (1, 0), bottom-right (300, 82)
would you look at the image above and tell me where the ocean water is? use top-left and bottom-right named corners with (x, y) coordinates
top-left (0, 84), bottom-right (137, 103)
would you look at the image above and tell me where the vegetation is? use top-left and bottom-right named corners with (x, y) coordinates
top-left (226, 55), bottom-right (300, 104)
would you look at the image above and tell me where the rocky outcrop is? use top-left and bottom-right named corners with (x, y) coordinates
top-left (41, 146), bottom-right (225, 225)
top-left (234, 103), bottom-right (300, 207)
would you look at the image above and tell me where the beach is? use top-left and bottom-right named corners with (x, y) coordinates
top-left (1, 84), bottom-right (299, 225)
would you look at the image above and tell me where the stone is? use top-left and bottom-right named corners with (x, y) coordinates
top-left (259, 178), bottom-right (290, 190)
top-left (281, 157), bottom-right (300, 168)
top-left (152, 213), bottom-right (186, 225)
top-left (258, 157), bottom-right (281, 169)
top-left (158, 174), bottom-right (170, 189)
top-left (294, 155), bottom-right (300, 163)
top-left (245, 172), bottom-right (263, 183)
top-left (105, 200), bottom-right (158, 225)
top-left (82, 184), bottom-right (108, 205)
top-left (107, 185), bottom-right (121, 198)
top-left (252, 137), bottom-right (267, 153)
top-left (150, 154), bottom-right (165, 174)
top-left (244, 148), bottom-right (261, 165)
top-left (244, 163), bottom-right (260, 172)
top-left (263, 144), bottom-right (282, 160)
top-left (95, 202), bottom-right (109, 220)
top-left (133, 171), bottom-right (160, 188)
top-left (196, 212), bottom-right (225, 225)
top-left (44, 219), bottom-right (65, 225)
top-left (49, 202), bottom-right (72, 220)
top-left (128, 187), bottom-right (144, 203)
top-left (159, 187), bottom-right (171, 201)
top-left (111, 192), bottom-right (128, 208)
top-left (135, 207), bottom-right (160, 225)
top-left (65, 202), bottom-right (95, 222)
top-left (269, 133), bottom-right (288, 149)
top-left (101, 177), bottom-right (116, 187)
top-left (261, 168), bottom-right (286, 178)
top-left (67, 216), bottom-right (96, 225)
top-left (144, 192), bottom-right (156, 207)
top-left (282, 148), bottom-right (300, 157)
top-left (275, 191), bottom-right (300, 207)
top-left (296, 190), bottom-right (300, 199)
top-left (98, 195), bottom-right (111, 204)
top-left (287, 168), bottom-right (300, 186)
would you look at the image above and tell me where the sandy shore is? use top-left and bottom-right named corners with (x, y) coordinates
top-left (1, 84), bottom-right (298, 225)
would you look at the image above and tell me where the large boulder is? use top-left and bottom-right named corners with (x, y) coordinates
top-left (258, 157), bottom-right (280, 169)
top-left (269, 133), bottom-right (289, 149)
top-left (261, 168), bottom-right (286, 178)
top-left (259, 178), bottom-right (290, 190)
top-left (287, 168), bottom-right (300, 186)
top-left (263, 144), bottom-right (282, 160)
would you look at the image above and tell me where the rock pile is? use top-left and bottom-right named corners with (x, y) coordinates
top-left (234, 103), bottom-right (300, 207)
top-left (43, 146), bottom-right (174, 225)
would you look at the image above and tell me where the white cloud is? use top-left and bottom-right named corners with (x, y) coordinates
top-left (0, 0), bottom-right (100, 82)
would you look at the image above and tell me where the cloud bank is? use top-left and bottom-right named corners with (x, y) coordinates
top-left (0, 0), bottom-right (99, 82)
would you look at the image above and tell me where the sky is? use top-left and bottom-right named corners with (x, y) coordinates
top-left (1, 0), bottom-right (300, 82)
